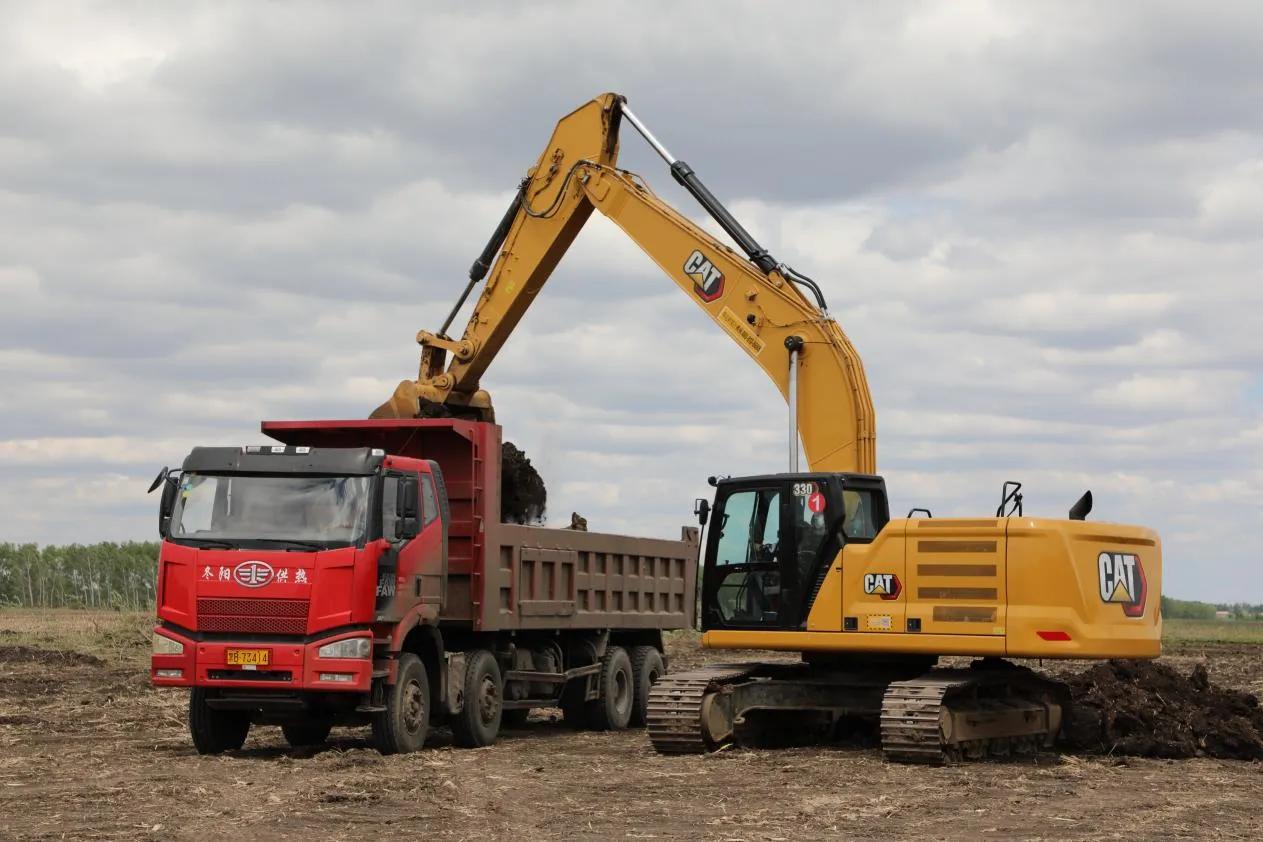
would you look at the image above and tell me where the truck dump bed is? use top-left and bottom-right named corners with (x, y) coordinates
top-left (261, 419), bottom-right (698, 633)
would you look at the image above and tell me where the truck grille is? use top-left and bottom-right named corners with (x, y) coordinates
top-left (197, 598), bottom-right (309, 635)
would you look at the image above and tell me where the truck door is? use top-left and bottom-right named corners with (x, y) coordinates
top-left (376, 466), bottom-right (447, 622)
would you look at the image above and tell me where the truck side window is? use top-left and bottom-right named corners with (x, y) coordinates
top-left (381, 476), bottom-right (399, 540)
top-left (421, 474), bottom-right (440, 527)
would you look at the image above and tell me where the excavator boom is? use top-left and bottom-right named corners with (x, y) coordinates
top-left (372, 93), bottom-right (876, 474)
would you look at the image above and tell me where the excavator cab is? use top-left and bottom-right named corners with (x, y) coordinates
top-left (700, 473), bottom-right (889, 631)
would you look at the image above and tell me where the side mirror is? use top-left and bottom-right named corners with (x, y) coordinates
top-left (693, 497), bottom-right (710, 527)
top-left (396, 477), bottom-right (421, 540)
top-left (148, 467), bottom-right (178, 537)
top-left (147, 467), bottom-right (170, 494)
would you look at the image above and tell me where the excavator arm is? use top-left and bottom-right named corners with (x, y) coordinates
top-left (372, 93), bottom-right (876, 474)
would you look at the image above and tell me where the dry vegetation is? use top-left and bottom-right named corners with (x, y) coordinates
top-left (1, 609), bottom-right (1261, 841)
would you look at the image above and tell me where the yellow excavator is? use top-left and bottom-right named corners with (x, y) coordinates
top-left (373, 93), bottom-right (1162, 762)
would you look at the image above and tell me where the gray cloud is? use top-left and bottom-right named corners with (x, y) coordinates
top-left (1, 2), bottom-right (1261, 601)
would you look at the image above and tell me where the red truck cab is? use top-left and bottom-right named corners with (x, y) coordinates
top-left (151, 442), bottom-right (444, 751)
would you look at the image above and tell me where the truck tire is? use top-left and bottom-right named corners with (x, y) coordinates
top-left (372, 652), bottom-right (430, 755)
top-left (628, 645), bottom-right (665, 727)
top-left (188, 687), bottom-right (250, 754)
top-left (586, 646), bottom-right (634, 731)
top-left (281, 719), bottom-right (333, 748)
top-left (451, 649), bottom-right (503, 748)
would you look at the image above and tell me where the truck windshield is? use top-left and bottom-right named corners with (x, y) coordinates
top-left (171, 473), bottom-right (371, 546)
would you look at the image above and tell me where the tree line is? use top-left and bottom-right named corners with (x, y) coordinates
top-left (0, 542), bottom-right (159, 611)
top-left (1161, 595), bottom-right (1263, 621)
top-left (1, 542), bottom-right (1259, 617)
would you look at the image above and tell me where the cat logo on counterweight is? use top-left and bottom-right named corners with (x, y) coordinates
top-left (1098, 552), bottom-right (1147, 618)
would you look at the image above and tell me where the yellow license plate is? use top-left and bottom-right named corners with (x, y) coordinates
top-left (226, 649), bottom-right (270, 667)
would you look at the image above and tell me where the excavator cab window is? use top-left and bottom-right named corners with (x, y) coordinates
top-left (709, 487), bottom-right (784, 626)
top-left (702, 474), bottom-right (890, 632)
top-left (841, 488), bottom-right (881, 541)
top-left (703, 476), bottom-right (838, 631)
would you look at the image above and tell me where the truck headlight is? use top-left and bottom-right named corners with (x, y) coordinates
top-left (317, 637), bottom-right (372, 659)
top-left (152, 632), bottom-right (184, 656)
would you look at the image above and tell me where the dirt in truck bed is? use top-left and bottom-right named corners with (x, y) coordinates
top-left (499, 441), bottom-right (547, 524)
top-left (2, 612), bottom-right (1262, 841)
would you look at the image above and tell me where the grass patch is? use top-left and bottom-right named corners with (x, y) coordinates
top-left (1164, 618), bottom-right (1263, 645)
top-left (0, 607), bottom-right (152, 663)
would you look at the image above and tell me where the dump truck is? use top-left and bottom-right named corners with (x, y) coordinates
top-left (149, 417), bottom-right (698, 754)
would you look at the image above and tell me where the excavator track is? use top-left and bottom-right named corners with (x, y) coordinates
top-left (648, 662), bottom-right (1064, 762)
top-left (880, 676), bottom-right (971, 764)
top-left (646, 664), bottom-right (758, 754)
top-left (880, 668), bottom-right (1064, 765)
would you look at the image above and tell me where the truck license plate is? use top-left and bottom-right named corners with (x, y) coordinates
top-left (226, 649), bottom-right (270, 667)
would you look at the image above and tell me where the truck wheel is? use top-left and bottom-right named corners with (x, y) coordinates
top-left (628, 646), bottom-right (665, 727)
top-left (587, 646), bottom-right (634, 731)
top-left (188, 687), bottom-right (250, 754)
top-left (281, 719), bottom-right (333, 748)
top-left (372, 652), bottom-right (430, 755)
top-left (451, 649), bottom-right (503, 748)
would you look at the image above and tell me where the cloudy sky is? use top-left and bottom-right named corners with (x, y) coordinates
top-left (2, 2), bottom-right (1260, 601)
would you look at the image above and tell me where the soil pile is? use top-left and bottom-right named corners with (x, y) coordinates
top-left (1061, 659), bottom-right (1263, 760)
top-left (500, 441), bottom-right (546, 524)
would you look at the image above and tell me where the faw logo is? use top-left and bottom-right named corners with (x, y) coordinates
top-left (233, 560), bottom-right (275, 589)
top-left (863, 573), bottom-right (901, 601)
top-left (683, 249), bottom-right (725, 302)
top-left (1098, 552), bottom-right (1147, 617)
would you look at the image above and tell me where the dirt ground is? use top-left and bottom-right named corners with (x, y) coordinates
top-left (1, 614), bottom-right (1261, 841)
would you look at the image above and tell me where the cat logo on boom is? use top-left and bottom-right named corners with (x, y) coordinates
top-left (1098, 552), bottom-right (1147, 617)
top-left (863, 573), bottom-right (901, 601)
top-left (683, 249), bottom-right (725, 302)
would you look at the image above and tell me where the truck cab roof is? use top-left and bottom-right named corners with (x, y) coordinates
top-left (181, 445), bottom-right (386, 476)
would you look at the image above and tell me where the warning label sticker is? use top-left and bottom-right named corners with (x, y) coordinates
top-left (718, 306), bottom-right (766, 357)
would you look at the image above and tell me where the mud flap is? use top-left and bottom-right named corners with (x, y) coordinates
top-left (444, 652), bottom-right (467, 715)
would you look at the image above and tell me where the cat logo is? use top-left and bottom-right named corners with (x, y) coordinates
top-left (683, 249), bottom-right (725, 302)
top-left (1098, 552), bottom-right (1147, 617)
top-left (863, 573), bottom-right (901, 601)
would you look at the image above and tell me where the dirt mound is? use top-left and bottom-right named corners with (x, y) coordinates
top-left (501, 442), bottom-right (546, 524)
top-left (1061, 659), bottom-right (1263, 760)
top-left (0, 645), bottom-right (104, 666)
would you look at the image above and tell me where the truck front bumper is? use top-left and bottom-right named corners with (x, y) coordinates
top-left (150, 626), bottom-right (373, 693)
